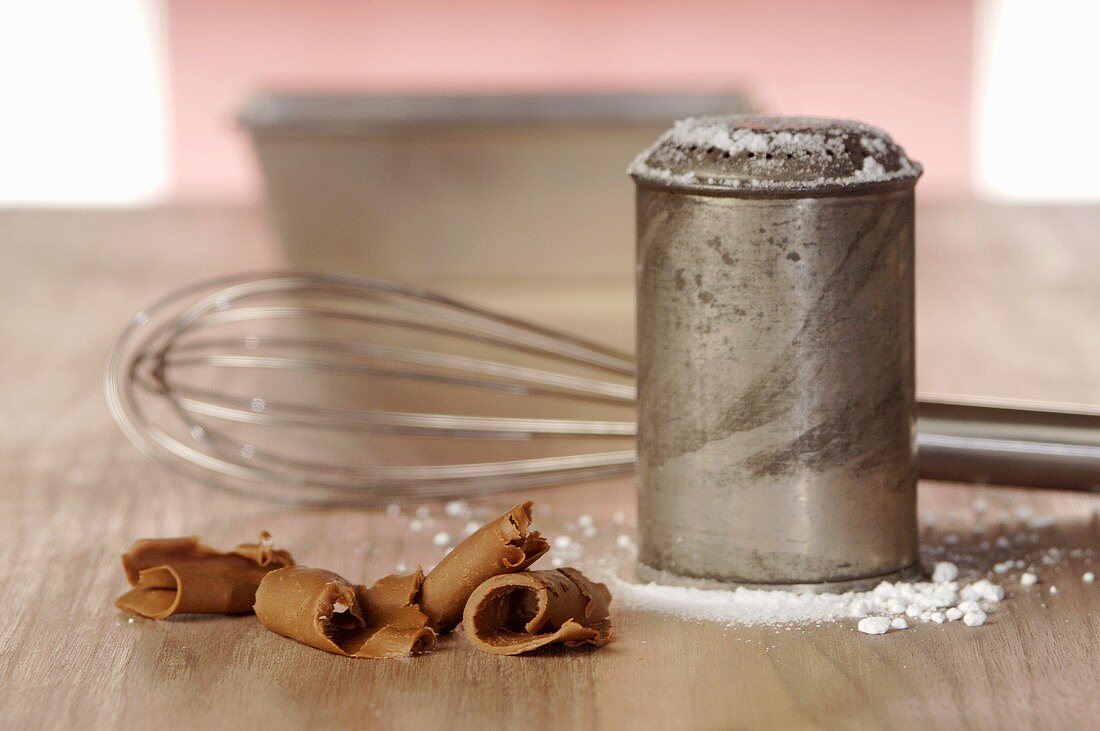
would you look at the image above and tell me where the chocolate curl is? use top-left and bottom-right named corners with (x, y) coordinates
top-left (351, 571), bottom-right (437, 658)
top-left (462, 568), bottom-right (613, 655)
top-left (254, 566), bottom-right (435, 659)
top-left (115, 534), bottom-right (294, 620)
top-left (419, 501), bottom-right (550, 633)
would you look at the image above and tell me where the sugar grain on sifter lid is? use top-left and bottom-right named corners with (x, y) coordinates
top-left (630, 115), bottom-right (922, 590)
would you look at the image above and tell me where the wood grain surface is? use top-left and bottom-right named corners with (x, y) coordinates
top-left (0, 204), bottom-right (1097, 730)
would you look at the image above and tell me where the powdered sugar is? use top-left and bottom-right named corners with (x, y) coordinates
top-left (586, 495), bottom-right (1097, 634)
top-left (963, 610), bottom-right (987, 627)
top-left (857, 616), bottom-right (891, 635)
top-left (932, 561), bottom-right (960, 583)
top-left (628, 115), bottom-right (921, 192)
top-left (606, 569), bottom-right (1003, 630)
top-left (854, 154), bottom-right (887, 180)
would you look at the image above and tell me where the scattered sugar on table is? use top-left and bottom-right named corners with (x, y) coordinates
top-left (857, 617), bottom-right (891, 635)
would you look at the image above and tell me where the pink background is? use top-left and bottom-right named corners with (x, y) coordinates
top-left (165, 0), bottom-right (975, 201)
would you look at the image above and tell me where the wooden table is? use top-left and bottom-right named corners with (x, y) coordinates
top-left (1, 204), bottom-right (1097, 730)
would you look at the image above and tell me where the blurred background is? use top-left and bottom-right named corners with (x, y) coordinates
top-left (3, 0), bottom-right (1099, 206)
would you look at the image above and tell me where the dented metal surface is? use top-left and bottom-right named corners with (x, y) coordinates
top-left (633, 133), bottom-right (920, 588)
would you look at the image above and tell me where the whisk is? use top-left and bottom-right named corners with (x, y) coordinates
top-left (106, 272), bottom-right (1100, 506)
top-left (106, 272), bottom-right (639, 505)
